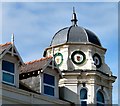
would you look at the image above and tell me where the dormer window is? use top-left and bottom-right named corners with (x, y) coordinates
top-left (2, 60), bottom-right (15, 85)
top-left (43, 73), bottom-right (55, 96)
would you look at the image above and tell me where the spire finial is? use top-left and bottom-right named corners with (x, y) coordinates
top-left (11, 33), bottom-right (14, 45)
top-left (11, 33), bottom-right (14, 56)
top-left (73, 7), bottom-right (75, 13)
top-left (71, 7), bottom-right (78, 26)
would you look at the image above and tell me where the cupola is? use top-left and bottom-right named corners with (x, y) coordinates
top-left (50, 8), bottom-right (101, 47)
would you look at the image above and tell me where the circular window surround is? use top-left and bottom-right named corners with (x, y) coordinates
top-left (71, 51), bottom-right (86, 65)
top-left (54, 52), bottom-right (63, 66)
top-left (93, 53), bottom-right (102, 68)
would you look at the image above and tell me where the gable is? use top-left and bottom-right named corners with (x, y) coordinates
top-left (0, 42), bottom-right (23, 64)
top-left (0, 42), bottom-right (11, 55)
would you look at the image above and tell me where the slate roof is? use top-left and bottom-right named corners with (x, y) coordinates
top-left (20, 56), bottom-right (52, 74)
top-left (50, 26), bottom-right (101, 47)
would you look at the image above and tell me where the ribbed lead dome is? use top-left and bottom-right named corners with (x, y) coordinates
top-left (50, 8), bottom-right (101, 47)
top-left (50, 26), bottom-right (101, 47)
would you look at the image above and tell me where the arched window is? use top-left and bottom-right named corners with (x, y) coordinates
top-left (80, 88), bottom-right (87, 106)
top-left (97, 91), bottom-right (105, 106)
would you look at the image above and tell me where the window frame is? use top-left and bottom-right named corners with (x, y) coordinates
top-left (80, 88), bottom-right (88, 105)
top-left (96, 90), bottom-right (105, 106)
top-left (44, 84), bottom-right (54, 96)
top-left (43, 73), bottom-right (55, 86)
top-left (43, 73), bottom-right (55, 96)
top-left (2, 60), bottom-right (15, 86)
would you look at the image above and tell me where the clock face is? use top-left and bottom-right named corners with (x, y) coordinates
top-left (71, 51), bottom-right (86, 65)
top-left (93, 53), bottom-right (102, 68)
top-left (54, 53), bottom-right (63, 66)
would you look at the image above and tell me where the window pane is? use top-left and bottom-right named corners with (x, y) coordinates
top-left (81, 101), bottom-right (87, 106)
top-left (44, 85), bottom-right (54, 96)
top-left (97, 91), bottom-right (104, 103)
top-left (2, 60), bottom-right (14, 73)
top-left (3, 72), bottom-right (14, 84)
top-left (80, 88), bottom-right (87, 99)
top-left (43, 73), bottom-right (55, 86)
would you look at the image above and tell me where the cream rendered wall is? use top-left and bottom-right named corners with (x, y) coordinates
top-left (60, 76), bottom-right (95, 104)
top-left (94, 77), bottom-right (113, 104)
top-left (77, 75), bottom-right (96, 104)
top-left (46, 44), bottom-right (111, 75)
top-left (46, 43), bottom-right (114, 104)
top-left (59, 75), bottom-right (80, 104)
top-left (1, 83), bottom-right (70, 105)
top-left (59, 71), bottom-right (115, 104)
top-left (46, 45), bottom-right (69, 71)
top-left (68, 44), bottom-right (106, 71)
top-left (85, 83), bottom-right (95, 104)
top-left (59, 85), bottom-right (79, 103)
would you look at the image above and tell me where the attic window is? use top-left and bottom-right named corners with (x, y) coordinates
top-left (43, 73), bottom-right (55, 96)
top-left (2, 60), bottom-right (15, 85)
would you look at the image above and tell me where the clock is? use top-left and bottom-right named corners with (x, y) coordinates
top-left (54, 53), bottom-right (63, 66)
top-left (71, 51), bottom-right (86, 65)
top-left (93, 53), bottom-right (102, 68)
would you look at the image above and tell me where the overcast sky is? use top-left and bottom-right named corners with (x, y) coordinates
top-left (1, 2), bottom-right (118, 104)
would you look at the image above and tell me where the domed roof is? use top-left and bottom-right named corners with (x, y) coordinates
top-left (50, 8), bottom-right (101, 47)
top-left (50, 26), bottom-right (101, 46)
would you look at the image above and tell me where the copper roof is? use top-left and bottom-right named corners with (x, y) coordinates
top-left (0, 42), bottom-right (12, 54)
top-left (20, 56), bottom-right (52, 74)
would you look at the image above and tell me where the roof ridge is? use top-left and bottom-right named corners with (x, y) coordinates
top-left (0, 42), bottom-right (12, 47)
top-left (25, 56), bottom-right (52, 65)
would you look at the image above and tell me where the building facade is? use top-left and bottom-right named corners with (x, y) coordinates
top-left (0, 9), bottom-right (116, 105)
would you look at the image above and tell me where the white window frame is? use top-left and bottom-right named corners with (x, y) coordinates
top-left (2, 60), bottom-right (15, 86)
top-left (97, 101), bottom-right (104, 105)
top-left (80, 99), bottom-right (87, 105)
top-left (43, 73), bottom-right (55, 96)
top-left (2, 70), bottom-right (15, 86)
top-left (43, 83), bottom-right (55, 96)
top-left (80, 88), bottom-right (88, 105)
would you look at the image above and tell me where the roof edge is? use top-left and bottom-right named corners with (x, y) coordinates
top-left (45, 42), bottom-right (107, 52)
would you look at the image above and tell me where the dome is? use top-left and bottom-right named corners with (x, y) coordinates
top-left (50, 8), bottom-right (101, 47)
top-left (50, 26), bottom-right (101, 46)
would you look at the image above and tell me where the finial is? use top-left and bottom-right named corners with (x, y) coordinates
top-left (71, 7), bottom-right (78, 26)
top-left (11, 33), bottom-right (14, 56)
top-left (11, 33), bottom-right (14, 45)
top-left (73, 7), bottom-right (75, 13)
